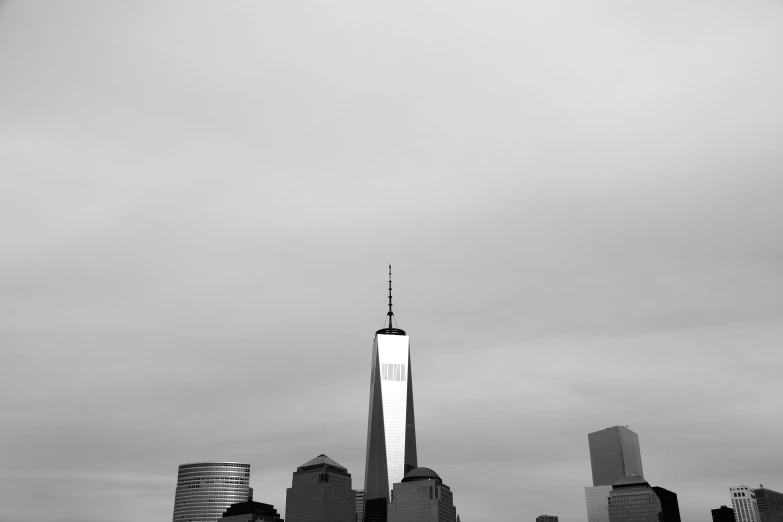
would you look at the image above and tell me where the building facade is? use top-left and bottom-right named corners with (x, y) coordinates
top-left (588, 426), bottom-right (644, 486)
top-left (285, 454), bottom-right (356, 522)
top-left (218, 501), bottom-right (283, 522)
top-left (356, 490), bottom-right (365, 522)
top-left (652, 486), bottom-right (682, 522)
top-left (387, 467), bottom-right (456, 522)
top-left (172, 462), bottom-right (251, 522)
top-left (731, 486), bottom-right (761, 522)
top-left (364, 268), bottom-right (418, 522)
top-left (712, 506), bottom-right (736, 522)
top-left (755, 487), bottom-right (783, 522)
top-left (585, 485), bottom-right (613, 522)
top-left (608, 476), bottom-right (663, 522)
top-left (536, 515), bottom-right (559, 522)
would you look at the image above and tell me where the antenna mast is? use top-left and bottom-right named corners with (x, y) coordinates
top-left (388, 263), bottom-right (393, 328)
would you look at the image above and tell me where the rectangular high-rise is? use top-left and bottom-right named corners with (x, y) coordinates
top-left (356, 490), bottom-right (365, 522)
top-left (652, 486), bottom-right (681, 522)
top-left (364, 268), bottom-right (418, 522)
top-left (588, 426), bottom-right (644, 486)
top-left (586, 485), bottom-right (613, 522)
top-left (730, 486), bottom-right (761, 522)
top-left (755, 487), bottom-right (783, 522)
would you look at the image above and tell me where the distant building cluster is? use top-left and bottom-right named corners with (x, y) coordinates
top-left (170, 269), bottom-right (460, 522)
top-left (579, 425), bottom-right (783, 522)
top-left (168, 273), bottom-right (782, 522)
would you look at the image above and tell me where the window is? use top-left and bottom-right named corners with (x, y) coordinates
top-left (381, 363), bottom-right (406, 381)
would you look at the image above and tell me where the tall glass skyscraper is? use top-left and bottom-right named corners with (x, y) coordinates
top-left (588, 426), bottom-right (644, 486)
top-left (172, 462), bottom-right (251, 522)
top-left (364, 267), bottom-right (418, 522)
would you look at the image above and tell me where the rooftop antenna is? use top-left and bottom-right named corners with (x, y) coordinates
top-left (387, 263), bottom-right (394, 328)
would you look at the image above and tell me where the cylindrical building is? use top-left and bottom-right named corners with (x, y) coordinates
top-left (172, 462), bottom-right (251, 522)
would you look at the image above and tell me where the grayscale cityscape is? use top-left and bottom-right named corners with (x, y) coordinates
top-left (1, 2), bottom-right (782, 522)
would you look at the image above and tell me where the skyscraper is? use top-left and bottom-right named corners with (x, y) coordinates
top-left (608, 476), bottom-right (663, 522)
top-left (285, 454), bottom-right (356, 522)
top-left (387, 467), bottom-right (456, 522)
top-left (755, 486), bottom-right (783, 522)
top-left (172, 462), bottom-right (251, 522)
top-left (364, 266), bottom-right (418, 522)
top-left (712, 506), bottom-right (736, 522)
top-left (585, 485), bottom-right (613, 522)
top-left (356, 490), bottom-right (365, 522)
top-left (652, 486), bottom-right (681, 522)
top-left (730, 486), bottom-right (761, 522)
top-left (588, 426), bottom-right (644, 486)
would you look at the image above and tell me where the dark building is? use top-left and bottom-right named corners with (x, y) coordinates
top-left (712, 505), bottom-right (735, 522)
top-left (653, 486), bottom-right (682, 522)
top-left (536, 516), bottom-right (559, 522)
top-left (285, 454), bottom-right (356, 522)
top-left (219, 501), bottom-right (283, 522)
top-left (588, 426), bottom-right (644, 487)
top-left (608, 476), bottom-right (663, 522)
top-left (387, 467), bottom-right (456, 522)
top-left (756, 487), bottom-right (783, 522)
top-left (364, 268), bottom-right (418, 522)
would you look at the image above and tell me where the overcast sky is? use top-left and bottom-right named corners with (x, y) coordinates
top-left (1, 1), bottom-right (782, 522)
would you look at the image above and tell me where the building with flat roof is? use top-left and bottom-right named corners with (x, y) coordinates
top-left (218, 501), bottom-right (283, 522)
top-left (285, 454), bottom-right (356, 522)
top-left (755, 486), bottom-right (783, 522)
top-left (731, 486), bottom-right (761, 522)
top-left (356, 490), bottom-right (365, 522)
top-left (588, 426), bottom-right (644, 486)
top-left (172, 462), bottom-right (251, 522)
top-left (387, 467), bottom-right (456, 522)
top-left (652, 486), bottom-right (681, 522)
top-left (608, 475), bottom-right (663, 522)
top-left (712, 505), bottom-right (735, 522)
top-left (585, 485), bottom-right (613, 522)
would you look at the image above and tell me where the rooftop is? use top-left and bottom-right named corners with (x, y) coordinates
top-left (401, 467), bottom-right (442, 483)
top-left (612, 475), bottom-right (650, 488)
top-left (298, 454), bottom-right (347, 472)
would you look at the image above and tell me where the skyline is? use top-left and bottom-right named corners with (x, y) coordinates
top-left (1, 2), bottom-right (783, 522)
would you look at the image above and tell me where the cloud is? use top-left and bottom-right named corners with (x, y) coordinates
top-left (1, 1), bottom-right (782, 522)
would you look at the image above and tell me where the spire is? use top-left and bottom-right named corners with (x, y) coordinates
top-left (376, 264), bottom-right (405, 336)
top-left (388, 263), bottom-right (394, 328)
